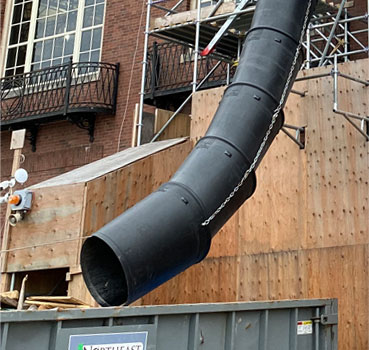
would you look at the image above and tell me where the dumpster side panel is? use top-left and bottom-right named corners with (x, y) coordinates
top-left (0, 300), bottom-right (337, 350)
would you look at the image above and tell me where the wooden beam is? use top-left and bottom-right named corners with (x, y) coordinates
top-left (1, 130), bottom-right (26, 292)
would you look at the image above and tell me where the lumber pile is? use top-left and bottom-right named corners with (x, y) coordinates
top-left (24, 296), bottom-right (91, 310)
top-left (0, 290), bottom-right (19, 309)
top-left (0, 291), bottom-right (92, 310)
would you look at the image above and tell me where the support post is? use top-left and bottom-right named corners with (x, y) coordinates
top-left (192, 0), bottom-right (202, 93)
top-left (137, 1), bottom-right (152, 146)
top-left (63, 57), bottom-right (73, 116)
top-left (0, 130), bottom-right (25, 293)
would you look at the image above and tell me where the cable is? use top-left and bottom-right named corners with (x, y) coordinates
top-left (0, 236), bottom-right (88, 254)
top-left (116, 0), bottom-right (146, 152)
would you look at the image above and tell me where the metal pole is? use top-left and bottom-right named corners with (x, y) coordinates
top-left (281, 128), bottom-right (304, 149)
top-left (151, 60), bottom-right (222, 142)
top-left (333, 54), bottom-right (338, 111)
top-left (315, 308), bottom-right (320, 350)
top-left (165, 0), bottom-right (185, 16)
top-left (192, 0), bottom-right (201, 93)
top-left (306, 23), bottom-right (311, 69)
top-left (226, 63), bottom-right (230, 85)
top-left (207, 0), bottom-right (224, 19)
top-left (318, 0), bottom-right (347, 66)
top-left (344, 8), bottom-right (348, 62)
top-left (137, 1), bottom-right (152, 146)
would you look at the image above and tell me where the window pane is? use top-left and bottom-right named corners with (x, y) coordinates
top-left (17, 45), bottom-right (27, 65)
top-left (52, 58), bottom-right (62, 66)
top-left (12, 4), bottom-right (22, 24)
top-left (43, 38), bottom-right (53, 59)
top-left (5, 69), bottom-right (15, 77)
top-left (23, 2), bottom-right (32, 21)
top-left (86, 0), bottom-right (94, 5)
top-left (31, 63), bottom-right (41, 71)
top-left (80, 30), bottom-right (91, 52)
top-left (6, 48), bottom-right (17, 68)
top-left (41, 60), bottom-right (51, 69)
top-left (46, 16), bottom-right (56, 36)
top-left (79, 52), bottom-right (89, 63)
top-left (9, 25), bottom-right (20, 45)
top-left (94, 4), bottom-right (104, 25)
top-left (63, 55), bottom-right (72, 64)
top-left (64, 34), bottom-right (75, 55)
top-left (20, 22), bottom-right (30, 42)
top-left (54, 36), bottom-right (64, 57)
top-left (38, 0), bottom-right (47, 17)
top-left (69, 0), bottom-right (78, 10)
top-left (36, 18), bottom-right (45, 38)
top-left (15, 66), bottom-right (24, 75)
top-left (96, 0), bottom-right (104, 3)
top-left (67, 10), bottom-right (77, 31)
top-left (56, 13), bottom-right (66, 34)
top-left (33, 41), bottom-right (43, 62)
top-left (48, 0), bottom-right (58, 16)
top-left (92, 28), bottom-right (101, 50)
top-left (83, 6), bottom-right (93, 28)
top-left (90, 49), bottom-right (100, 63)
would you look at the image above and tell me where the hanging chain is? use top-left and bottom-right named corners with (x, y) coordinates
top-left (202, 0), bottom-right (312, 227)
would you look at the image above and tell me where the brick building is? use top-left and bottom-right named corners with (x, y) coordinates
top-left (0, 0), bottom-right (192, 189)
top-left (1, 0), bottom-right (367, 213)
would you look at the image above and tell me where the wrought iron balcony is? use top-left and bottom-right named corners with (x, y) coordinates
top-left (145, 42), bottom-right (234, 105)
top-left (1, 61), bottom-right (119, 142)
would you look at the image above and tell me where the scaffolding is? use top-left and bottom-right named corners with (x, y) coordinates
top-left (136, 0), bottom-right (369, 145)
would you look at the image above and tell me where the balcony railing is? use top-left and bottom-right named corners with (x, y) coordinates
top-left (145, 42), bottom-right (233, 100)
top-left (1, 61), bottom-right (119, 128)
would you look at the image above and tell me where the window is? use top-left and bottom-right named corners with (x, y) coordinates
top-left (3, 0), bottom-right (105, 78)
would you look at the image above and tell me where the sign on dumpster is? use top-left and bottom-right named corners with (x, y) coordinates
top-left (68, 332), bottom-right (147, 350)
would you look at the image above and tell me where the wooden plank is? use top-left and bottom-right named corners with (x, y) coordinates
top-left (30, 138), bottom-right (188, 189)
top-left (6, 183), bottom-right (85, 272)
top-left (190, 86), bottom-right (224, 142)
top-left (304, 60), bottom-right (369, 249)
top-left (0, 290), bottom-right (19, 300)
top-left (1, 143), bottom-right (23, 292)
top-left (67, 273), bottom-right (99, 307)
top-left (154, 108), bottom-right (191, 141)
top-left (0, 296), bottom-right (18, 308)
top-left (24, 300), bottom-right (90, 309)
top-left (10, 129), bottom-right (26, 150)
top-left (26, 296), bottom-right (89, 305)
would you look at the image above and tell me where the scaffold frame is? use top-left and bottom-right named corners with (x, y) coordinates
top-left (136, 0), bottom-right (369, 145)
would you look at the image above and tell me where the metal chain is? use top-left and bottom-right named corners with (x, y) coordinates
top-left (202, 0), bottom-right (312, 226)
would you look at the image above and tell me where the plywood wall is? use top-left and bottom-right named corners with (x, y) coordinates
top-left (140, 59), bottom-right (369, 350)
top-left (6, 183), bottom-right (86, 272)
top-left (68, 140), bottom-right (192, 304)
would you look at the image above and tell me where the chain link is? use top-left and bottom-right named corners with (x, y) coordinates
top-left (202, 0), bottom-right (312, 226)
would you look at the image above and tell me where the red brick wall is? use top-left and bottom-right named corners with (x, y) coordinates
top-left (1, 0), bottom-right (191, 184)
top-left (0, 0), bottom-right (367, 186)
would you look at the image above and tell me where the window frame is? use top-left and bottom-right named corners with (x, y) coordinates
top-left (2, 0), bottom-right (106, 78)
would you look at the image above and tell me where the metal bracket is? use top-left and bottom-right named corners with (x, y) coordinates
top-left (26, 125), bottom-right (39, 152)
top-left (320, 313), bottom-right (338, 325)
top-left (332, 55), bottom-right (369, 141)
top-left (68, 114), bottom-right (96, 142)
top-left (282, 124), bottom-right (306, 149)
